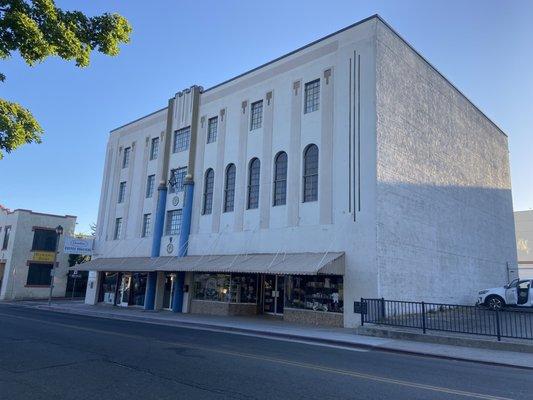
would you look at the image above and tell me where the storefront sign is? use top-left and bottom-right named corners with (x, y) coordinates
top-left (33, 251), bottom-right (55, 262)
top-left (64, 236), bottom-right (93, 255)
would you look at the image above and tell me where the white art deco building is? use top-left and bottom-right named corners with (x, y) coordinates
top-left (79, 15), bottom-right (517, 327)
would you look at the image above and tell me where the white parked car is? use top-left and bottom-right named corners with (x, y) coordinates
top-left (477, 279), bottom-right (533, 310)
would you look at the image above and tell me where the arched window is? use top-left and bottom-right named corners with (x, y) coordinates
top-left (202, 168), bottom-right (214, 215)
top-left (303, 144), bottom-right (319, 202)
top-left (247, 158), bottom-right (261, 209)
top-left (273, 152), bottom-right (288, 206)
top-left (224, 164), bottom-right (236, 212)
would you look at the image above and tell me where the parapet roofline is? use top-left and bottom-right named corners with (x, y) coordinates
top-left (110, 13), bottom-right (507, 138)
top-left (8, 208), bottom-right (77, 219)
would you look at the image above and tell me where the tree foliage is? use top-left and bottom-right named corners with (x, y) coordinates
top-left (0, 0), bottom-right (132, 158)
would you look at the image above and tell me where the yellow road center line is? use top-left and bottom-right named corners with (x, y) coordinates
top-left (0, 310), bottom-right (513, 400)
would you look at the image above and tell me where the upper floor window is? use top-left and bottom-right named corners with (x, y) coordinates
top-left (122, 147), bottom-right (131, 168)
top-left (273, 152), bottom-right (288, 206)
top-left (150, 137), bottom-right (159, 160)
top-left (304, 79), bottom-right (320, 114)
top-left (303, 144), bottom-right (319, 202)
top-left (31, 228), bottom-right (57, 252)
top-left (141, 213), bottom-right (152, 237)
top-left (165, 209), bottom-right (182, 235)
top-left (118, 181), bottom-right (127, 203)
top-left (114, 218), bottom-right (122, 240)
top-left (173, 126), bottom-right (191, 153)
top-left (250, 100), bottom-right (263, 130)
top-left (207, 116), bottom-right (218, 144)
top-left (2, 226), bottom-right (11, 250)
top-left (146, 175), bottom-right (155, 198)
top-left (224, 163), bottom-right (236, 213)
top-left (202, 168), bottom-right (214, 215)
top-left (169, 167), bottom-right (187, 193)
top-left (247, 158), bottom-right (260, 209)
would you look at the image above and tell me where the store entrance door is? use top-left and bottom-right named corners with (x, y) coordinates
top-left (119, 274), bottom-right (131, 307)
top-left (162, 273), bottom-right (174, 310)
top-left (263, 275), bottom-right (284, 315)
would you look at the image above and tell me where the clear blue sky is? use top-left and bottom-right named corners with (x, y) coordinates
top-left (1, 0), bottom-right (532, 234)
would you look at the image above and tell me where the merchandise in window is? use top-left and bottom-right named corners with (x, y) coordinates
top-left (193, 273), bottom-right (230, 302)
top-left (285, 275), bottom-right (343, 313)
top-left (230, 274), bottom-right (258, 304)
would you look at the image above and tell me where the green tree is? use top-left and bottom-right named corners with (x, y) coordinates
top-left (0, 0), bottom-right (132, 158)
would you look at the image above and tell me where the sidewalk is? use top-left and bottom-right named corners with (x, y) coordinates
top-left (8, 299), bottom-right (533, 369)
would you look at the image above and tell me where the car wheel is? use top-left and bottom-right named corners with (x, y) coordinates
top-left (486, 295), bottom-right (505, 311)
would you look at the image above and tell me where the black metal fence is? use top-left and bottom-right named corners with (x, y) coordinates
top-left (358, 298), bottom-right (533, 341)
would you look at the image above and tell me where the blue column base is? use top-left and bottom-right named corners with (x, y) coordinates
top-left (144, 271), bottom-right (158, 310)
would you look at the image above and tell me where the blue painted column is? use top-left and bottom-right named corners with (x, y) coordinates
top-left (145, 183), bottom-right (168, 310)
top-left (172, 178), bottom-right (194, 312)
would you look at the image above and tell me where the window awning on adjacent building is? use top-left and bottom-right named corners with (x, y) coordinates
top-left (71, 252), bottom-right (345, 275)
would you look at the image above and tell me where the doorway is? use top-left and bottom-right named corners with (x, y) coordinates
top-left (162, 273), bottom-right (174, 310)
top-left (119, 274), bottom-right (131, 307)
top-left (263, 275), bottom-right (284, 315)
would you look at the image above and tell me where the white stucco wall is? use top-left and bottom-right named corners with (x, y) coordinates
top-left (0, 209), bottom-right (76, 300)
top-left (515, 210), bottom-right (533, 279)
top-left (375, 21), bottom-right (517, 304)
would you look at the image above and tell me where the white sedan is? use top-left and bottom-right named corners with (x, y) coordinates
top-left (477, 279), bottom-right (533, 310)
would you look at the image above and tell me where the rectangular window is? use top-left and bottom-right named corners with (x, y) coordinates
top-left (141, 213), bottom-right (152, 237)
top-left (118, 181), bottom-right (127, 203)
top-left (193, 273), bottom-right (230, 302)
top-left (150, 137), bottom-right (159, 160)
top-left (146, 175), bottom-right (155, 198)
top-left (2, 226), bottom-right (11, 250)
top-left (165, 209), bottom-right (182, 235)
top-left (207, 116), bottom-right (218, 143)
top-left (26, 263), bottom-right (53, 286)
top-left (286, 275), bottom-right (343, 313)
top-left (173, 126), bottom-right (191, 153)
top-left (304, 79), bottom-right (320, 113)
top-left (169, 167), bottom-right (187, 193)
top-left (114, 218), bottom-right (122, 240)
top-left (122, 147), bottom-right (131, 168)
top-left (250, 100), bottom-right (263, 130)
top-left (31, 229), bottom-right (57, 252)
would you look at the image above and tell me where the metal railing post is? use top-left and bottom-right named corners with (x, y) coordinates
top-left (380, 297), bottom-right (385, 320)
top-left (495, 309), bottom-right (501, 341)
top-left (421, 301), bottom-right (427, 334)
top-left (360, 297), bottom-right (364, 326)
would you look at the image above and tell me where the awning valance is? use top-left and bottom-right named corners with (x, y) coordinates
top-left (71, 252), bottom-right (345, 275)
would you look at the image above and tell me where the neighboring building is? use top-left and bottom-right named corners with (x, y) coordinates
top-left (0, 206), bottom-right (76, 300)
top-left (515, 210), bottom-right (533, 279)
top-left (79, 15), bottom-right (517, 327)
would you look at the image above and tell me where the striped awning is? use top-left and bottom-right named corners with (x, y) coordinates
top-left (71, 252), bottom-right (345, 275)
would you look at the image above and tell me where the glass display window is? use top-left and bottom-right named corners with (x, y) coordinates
top-left (286, 275), bottom-right (343, 313)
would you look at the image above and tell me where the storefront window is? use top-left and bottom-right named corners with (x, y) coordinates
top-left (193, 273), bottom-right (230, 302)
top-left (285, 275), bottom-right (343, 313)
top-left (131, 273), bottom-right (147, 306)
top-left (230, 274), bottom-right (258, 304)
top-left (100, 272), bottom-right (118, 304)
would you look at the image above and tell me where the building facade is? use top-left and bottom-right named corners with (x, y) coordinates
top-left (80, 15), bottom-right (517, 327)
top-left (515, 210), bottom-right (533, 279)
top-left (0, 206), bottom-right (76, 300)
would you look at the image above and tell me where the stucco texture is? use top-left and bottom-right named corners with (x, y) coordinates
top-left (375, 22), bottom-right (517, 304)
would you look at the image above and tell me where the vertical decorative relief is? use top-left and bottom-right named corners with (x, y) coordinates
top-left (319, 68), bottom-right (334, 225)
top-left (212, 108), bottom-right (227, 233)
top-left (287, 80), bottom-right (302, 227)
top-left (234, 100), bottom-right (250, 231)
top-left (348, 51), bottom-right (361, 221)
top-left (191, 116), bottom-right (207, 234)
top-left (260, 91), bottom-right (274, 229)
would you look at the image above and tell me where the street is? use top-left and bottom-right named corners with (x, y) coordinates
top-left (0, 304), bottom-right (531, 400)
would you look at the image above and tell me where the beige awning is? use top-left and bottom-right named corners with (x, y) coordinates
top-left (71, 252), bottom-right (344, 275)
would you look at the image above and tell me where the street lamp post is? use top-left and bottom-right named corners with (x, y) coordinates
top-left (48, 225), bottom-right (63, 306)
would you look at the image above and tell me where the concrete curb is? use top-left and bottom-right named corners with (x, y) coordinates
top-left (8, 302), bottom-right (533, 370)
top-left (357, 326), bottom-right (533, 354)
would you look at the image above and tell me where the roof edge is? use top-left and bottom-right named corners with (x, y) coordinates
top-left (110, 106), bottom-right (168, 133)
top-left (374, 15), bottom-right (508, 138)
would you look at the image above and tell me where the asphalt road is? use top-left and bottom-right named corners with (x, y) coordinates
top-left (0, 304), bottom-right (531, 400)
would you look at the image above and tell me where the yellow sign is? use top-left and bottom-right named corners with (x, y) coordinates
top-left (33, 251), bottom-right (55, 262)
